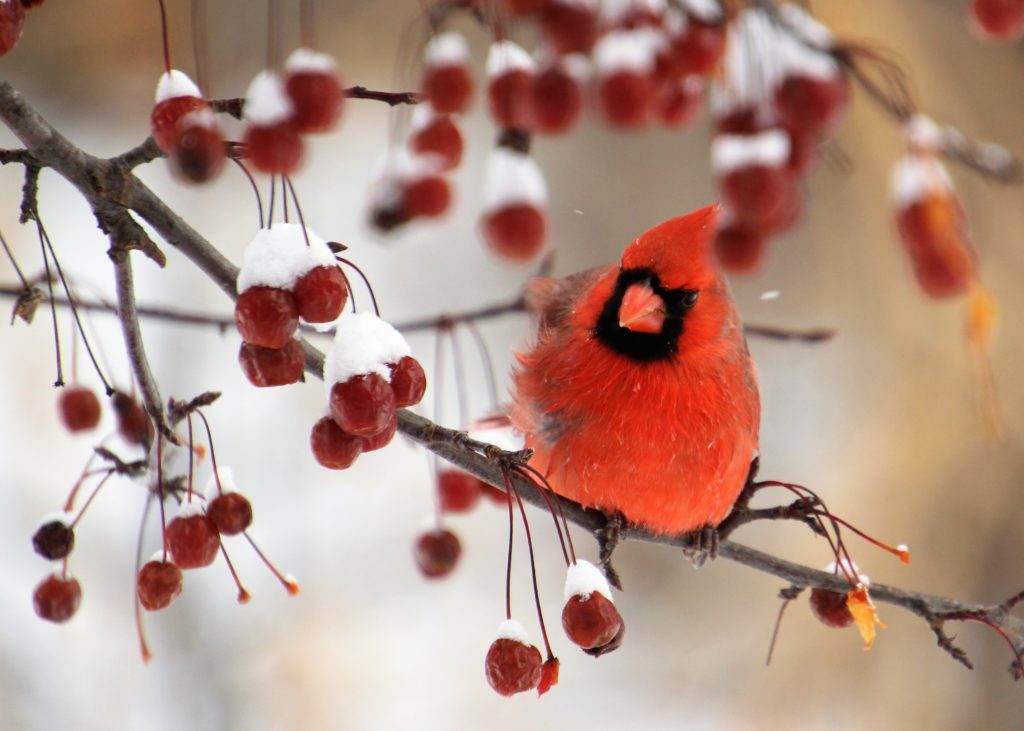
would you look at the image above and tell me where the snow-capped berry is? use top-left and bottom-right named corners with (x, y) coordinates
top-left (294, 265), bottom-right (348, 323)
top-left (481, 148), bottom-right (548, 262)
top-left (529, 56), bottom-right (586, 135)
top-left (713, 130), bottom-right (802, 233)
top-left (329, 373), bottom-right (396, 437)
top-left (166, 507), bottom-right (220, 569)
top-left (359, 410), bottom-right (398, 452)
top-left (0, 0), bottom-right (26, 57)
top-left (482, 204), bottom-right (547, 262)
top-left (485, 621), bottom-right (543, 696)
top-left (540, 0), bottom-right (600, 55)
top-left (809, 587), bottom-right (854, 628)
top-left (33, 574), bottom-right (81, 623)
top-left (486, 40), bottom-right (536, 129)
top-left (774, 38), bottom-right (848, 137)
top-left (601, 0), bottom-right (666, 30)
top-left (137, 560), bottom-right (183, 611)
top-left (655, 75), bottom-right (704, 127)
top-left (667, 14), bottom-right (724, 76)
top-left (234, 286), bottom-right (300, 349)
top-left (388, 355), bottom-right (427, 407)
top-left (323, 311), bottom-right (412, 387)
top-left (404, 175), bottom-right (452, 219)
top-left (243, 71), bottom-right (302, 174)
top-left (237, 223), bottom-right (337, 305)
top-left (970, 0), bottom-right (1024, 40)
top-left (207, 491), bottom-right (253, 536)
top-left (414, 528), bottom-right (462, 578)
top-left (310, 416), bottom-right (363, 469)
top-left (437, 469), bottom-right (482, 513)
top-left (238, 339), bottom-right (305, 388)
top-left (593, 29), bottom-right (662, 129)
top-left (409, 107), bottom-right (464, 171)
top-left (169, 109), bottom-right (225, 184)
top-left (714, 222), bottom-right (766, 273)
top-left (58, 385), bottom-right (101, 432)
top-left (284, 48), bottom-right (345, 133)
top-left (151, 70), bottom-right (207, 153)
top-left (32, 516), bottom-right (75, 560)
top-left (561, 559), bottom-right (623, 650)
top-left (111, 391), bottom-right (153, 447)
top-left (422, 32), bottom-right (474, 114)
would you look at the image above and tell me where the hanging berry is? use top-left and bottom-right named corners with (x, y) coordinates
top-left (480, 147), bottom-right (549, 262)
top-left (409, 105), bottom-right (464, 172)
top-left (310, 415), bottom-right (363, 469)
top-left (484, 619), bottom-right (544, 696)
top-left (168, 108), bottom-right (225, 185)
top-left (58, 385), bottom-right (102, 433)
top-left (593, 29), bottom-right (662, 129)
top-left (32, 513), bottom-right (75, 560)
top-left (486, 40), bottom-right (537, 130)
top-left (33, 573), bottom-right (82, 623)
top-left (529, 54), bottom-right (587, 135)
top-left (368, 151), bottom-right (452, 229)
top-left (284, 48), bottom-right (345, 133)
top-left (205, 468), bottom-right (254, 536)
top-left (540, 0), bottom-right (600, 56)
top-left (436, 469), bottom-right (483, 513)
top-left (165, 502), bottom-right (220, 570)
top-left (561, 559), bottom-right (624, 653)
top-left (243, 71), bottom-right (303, 174)
top-left (712, 129), bottom-right (802, 235)
top-left (137, 558), bottom-right (184, 611)
top-left (663, 0), bottom-right (725, 77)
top-left (414, 527), bottom-right (462, 578)
top-left (654, 74), bottom-right (704, 128)
top-left (969, 0), bottom-right (1024, 41)
top-left (150, 70), bottom-right (208, 154)
top-left (421, 32), bottom-right (475, 115)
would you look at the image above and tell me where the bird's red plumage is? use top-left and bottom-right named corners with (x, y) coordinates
top-left (510, 206), bottom-right (760, 535)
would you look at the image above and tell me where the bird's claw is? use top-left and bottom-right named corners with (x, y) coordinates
top-left (682, 526), bottom-right (719, 568)
top-left (597, 512), bottom-right (625, 591)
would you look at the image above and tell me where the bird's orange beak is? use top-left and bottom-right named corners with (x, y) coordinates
top-left (618, 282), bottom-right (666, 334)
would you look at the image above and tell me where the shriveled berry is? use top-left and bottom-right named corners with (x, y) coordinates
top-left (485, 638), bottom-right (543, 696)
top-left (32, 520), bottom-right (75, 560)
top-left (310, 416), bottom-right (363, 468)
top-left (207, 492), bottom-right (253, 536)
top-left (437, 469), bottom-right (482, 513)
top-left (294, 265), bottom-right (348, 323)
top-left (809, 587), bottom-right (854, 628)
top-left (235, 286), bottom-right (299, 349)
top-left (714, 223), bottom-right (767, 273)
top-left (330, 373), bottom-right (396, 436)
top-left (562, 591), bottom-right (623, 649)
top-left (410, 115), bottom-right (464, 171)
top-left (422, 64), bottom-right (474, 115)
top-left (33, 574), bottom-right (81, 623)
top-left (244, 122), bottom-right (303, 174)
top-left (482, 203), bottom-right (547, 262)
top-left (166, 513), bottom-right (220, 569)
top-left (137, 560), bottom-right (183, 611)
top-left (286, 69), bottom-right (344, 133)
top-left (359, 410), bottom-right (397, 452)
top-left (388, 356), bottom-right (427, 407)
top-left (169, 116), bottom-right (225, 184)
top-left (238, 339), bottom-right (305, 388)
top-left (414, 528), bottom-right (462, 578)
top-left (404, 175), bottom-right (451, 219)
top-left (58, 386), bottom-right (101, 432)
top-left (151, 95), bottom-right (206, 153)
top-left (111, 391), bottom-right (153, 447)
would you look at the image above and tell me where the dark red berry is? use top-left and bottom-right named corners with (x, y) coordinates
top-left (207, 492), bottom-right (253, 536)
top-left (137, 560), bottom-right (183, 611)
top-left (286, 69), bottom-right (344, 133)
top-left (330, 373), bottom-right (396, 436)
top-left (58, 386), bottom-right (101, 432)
top-left (244, 122), bottom-right (303, 174)
top-left (359, 410), bottom-right (398, 452)
top-left (482, 203), bottom-right (547, 262)
top-left (422, 64), bottom-right (474, 115)
top-left (655, 76), bottom-right (704, 128)
top-left (404, 175), bottom-right (451, 219)
top-left (714, 223), bottom-right (767, 273)
top-left (0, 0), bottom-right (25, 57)
top-left (388, 356), bottom-right (427, 408)
top-left (485, 637), bottom-right (543, 696)
top-left (670, 18), bottom-right (725, 76)
top-left (310, 416), bottom-right (363, 469)
top-left (598, 69), bottom-right (656, 129)
top-left (970, 0), bottom-right (1024, 40)
top-left (540, 0), bottom-right (599, 55)
top-left (488, 69), bottom-right (535, 130)
top-left (437, 469), bottom-right (482, 513)
top-left (720, 164), bottom-right (801, 233)
top-left (168, 115), bottom-right (225, 184)
top-left (294, 265), bottom-right (348, 323)
top-left (562, 591), bottom-right (623, 650)
top-left (809, 587), bottom-right (854, 628)
top-left (111, 391), bottom-right (153, 447)
top-left (896, 196), bottom-right (976, 299)
top-left (529, 63), bottom-right (584, 135)
top-left (775, 73), bottom-right (849, 137)
top-left (234, 286), bottom-right (299, 349)
top-left (410, 115), bottom-right (464, 171)
top-left (32, 520), bottom-right (75, 560)
top-left (33, 574), bottom-right (82, 623)
top-left (238, 339), bottom-right (305, 388)
top-left (166, 512), bottom-right (220, 569)
top-left (151, 95), bottom-right (207, 153)
top-left (414, 528), bottom-right (462, 578)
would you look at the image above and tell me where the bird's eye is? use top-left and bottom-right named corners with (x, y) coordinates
top-left (682, 291), bottom-right (699, 307)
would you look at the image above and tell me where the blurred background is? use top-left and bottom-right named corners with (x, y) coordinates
top-left (1, 1), bottom-right (1023, 729)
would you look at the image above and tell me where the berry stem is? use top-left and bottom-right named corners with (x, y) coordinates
top-left (265, 0), bottom-right (282, 70)
top-left (430, 327), bottom-right (447, 527)
top-left (134, 494), bottom-right (155, 662)
top-left (195, 409), bottom-right (223, 495)
top-left (190, 0), bottom-right (210, 94)
top-left (283, 177), bottom-right (311, 247)
top-left (186, 413), bottom-right (195, 501)
top-left (335, 257), bottom-right (380, 316)
top-left (68, 469), bottom-right (114, 529)
top-left (300, 0), bottom-right (315, 49)
top-left (463, 320), bottom-right (500, 411)
top-left (36, 220), bottom-right (63, 387)
top-left (242, 531), bottom-right (300, 595)
top-left (63, 449), bottom-right (104, 512)
top-left (501, 466), bottom-right (515, 621)
top-left (157, 0), bottom-right (172, 74)
top-left (231, 159), bottom-right (265, 229)
top-left (447, 324), bottom-right (469, 428)
top-left (505, 465), bottom-right (554, 659)
top-left (219, 543), bottom-right (252, 603)
top-left (157, 432), bottom-right (169, 562)
top-left (514, 464), bottom-right (573, 567)
top-left (809, 509), bottom-right (910, 564)
top-left (0, 227), bottom-right (30, 289)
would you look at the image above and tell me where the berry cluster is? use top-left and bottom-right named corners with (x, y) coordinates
top-left (234, 223), bottom-right (347, 387)
top-left (0, 0), bottom-right (42, 58)
top-left (311, 312), bottom-right (426, 470)
top-left (31, 513), bottom-right (80, 623)
top-left (150, 70), bottom-right (227, 185)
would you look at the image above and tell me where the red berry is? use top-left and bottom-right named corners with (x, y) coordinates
top-left (541, 0), bottom-right (599, 55)
top-left (207, 492), bottom-right (253, 536)
top-left (481, 203), bottom-right (547, 262)
top-left (809, 587), bottom-right (854, 628)
top-left (714, 223), bottom-right (767, 273)
top-left (310, 416), bottom-right (363, 469)
top-left (244, 122), bottom-right (303, 174)
top-left (359, 409), bottom-right (398, 452)
top-left (32, 520), bottom-right (75, 560)
top-left (286, 69), bottom-right (344, 133)
top-left (410, 114), bottom-right (464, 171)
top-left (598, 69), bottom-right (656, 129)
top-left (414, 528), bottom-right (462, 578)
top-left (238, 339), bottom-right (305, 388)
top-left (329, 373), bottom-right (396, 436)
top-left (168, 113), bottom-right (225, 184)
top-left (720, 164), bottom-right (801, 233)
top-left (655, 76), bottom-right (704, 128)
top-left (422, 64), bottom-right (474, 115)
top-left (670, 18), bottom-right (725, 76)
top-left (485, 637), bottom-right (543, 696)
top-left (970, 0), bottom-right (1024, 40)
top-left (388, 356), bottom-right (427, 407)
top-left (775, 72), bottom-right (849, 137)
top-left (294, 265), bottom-right (348, 323)
top-left (437, 469), bottom-right (482, 513)
top-left (562, 591), bottom-right (623, 650)
top-left (33, 574), bottom-right (81, 623)
top-left (0, 0), bottom-right (25, 57)
top-left (896, 195), bottom-right (976, 299)
top-left (111, 391), bottom-right (153, 447)
top-left (151, 95), bottom-right (206, 153)
top-left (488, 69), bottom-right (535, 130)
top-left (714, 107), bottom-right (764, 136)
top-left (137, 560), bottom-right (183, 611)
top-left (234, 286), bottom-right (299, 349)
top-left (404, 175), bottom-right (451, 219)
top-left (529, 63), bottom-right (584, 135)
top-left (166, 512), bottom-right (220, 569)
top-left (58, 386), bottom-right (101, 432)
top-left (538, 657), bottom-right (560, 696)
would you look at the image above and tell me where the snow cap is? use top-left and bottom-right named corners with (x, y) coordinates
top-left (905, 114), bottom-right (944, 153)
top-left (563, 559), bottom-right (615, 603)
top-left (890, 153), bottom-right (954, 208)
top-left (155, 69), bottom-right (202, 103)
top-left (176, 499), bottom-right (207, 519)
top-left (425, 31), bottom-right (470, 67)
top-left (711, 129), bottom-right (791, 174)
top-left (35, 511), bottom-right (73, 532)
top-left (285, 47), bottom-right (338, 74)
top-left (486, 40), bottom-right (536, 79)
top-left (323, 312), bottom-right (411, 387)
top-left (494, 618), bottom-right (530, 644)
top-left (823, 558), bottom-right (869, 586)
top-left (236, 223), bottom-right (336, 293)
top-left (679, 0), bottom-right (722, 22)
top-left (593, 28), bottom-right (664, 75)
top-left (482, 148), bottom-right (548, 211)
top-left (204, 465), bottom-right (238, 498)
top-left (243, 71), bottom-right (294, 126)
top-left (601, 0), bottom-right (666, 26)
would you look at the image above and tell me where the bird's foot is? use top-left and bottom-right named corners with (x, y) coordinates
top-left (682, 525), bottom-right (719, 569)
top-left (597, 512), bottom-right (626, 591)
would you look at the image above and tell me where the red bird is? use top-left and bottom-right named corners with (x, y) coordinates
top-left (510, 206), bottom-right (760, 535)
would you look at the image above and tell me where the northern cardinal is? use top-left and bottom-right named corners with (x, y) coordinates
top-left (510, 206), bottom-right (760, 535)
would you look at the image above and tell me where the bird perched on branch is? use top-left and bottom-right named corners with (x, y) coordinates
top-left (510, 205), bottom-right (760, 537)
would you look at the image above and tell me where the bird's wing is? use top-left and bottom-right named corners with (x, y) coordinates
top-left (523, 264), bottom-right (613, 333)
